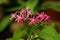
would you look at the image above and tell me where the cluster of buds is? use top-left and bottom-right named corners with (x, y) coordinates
top-left (10, 7), bottom-right (51, 24)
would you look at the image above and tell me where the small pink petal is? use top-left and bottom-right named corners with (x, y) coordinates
top-left (15, 15), bottom-right (26, 22)
top-left (28, 11), bottom-right (32, 15)
top-left (44, 16), bottom-right (51, 22)
top-left (29, 17), bottom-right (37, 24)
top-left (10, 13), bottom-right (16, 20)
top-left (36, 12), bottom-right (45, 20)
top-left (20, 9), bottom-right (27, 14)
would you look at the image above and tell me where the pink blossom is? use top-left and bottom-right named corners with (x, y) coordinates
top-left (26, 7), bottom-right (32, 15)
top-left (29, 17), bottom-right (37, 24)
top-left (19, 9), bottom-right (27, 16)
top-left (20, 9), bottom-right (27, 14)
top-left (20, 8), bottom-right (32, 18)
top-left (10, 13), bottom-right (16, 20)
top-left (28, 11), bottom-right (32, 15)
top-left (27, 11), bottom-right (32, 18)
top-left (15, 15), bottom-right (26, 22)
top-left (10, 7), bottom-right (51, 24)
top-left (44, 15), bottom-right (51, 22)
top-left (36, 12), bottom-right (45, 20)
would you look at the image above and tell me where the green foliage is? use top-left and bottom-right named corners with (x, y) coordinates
top-left (59, 33), bottom-right (60, 39)
top-left (27, 29), bottom-right (32, 40)
top-left (7, 0), bottom-right (39, 13)
top-left (0, 0), bottom-right (60, 40)
top-left (26, 0), bottom-right (39, 10)
top-left (13, 27), bottom-right (28, 39)
top-left (41, 2), bottom-right (60, 12)
top-left (17, 0), bottom-right (26, 5)
top-left (7, 5), bottom-right (25, 12)
top-left (32, 37), bottom-right (43, 40)
top-left (10, 22), bottom-right (60, 40)
top-left (0, 15), bottom-right (12, 32)
top-left (0, 0), bottom-right (9, 4)
top-left (6, 38), bottom-right (23, 40)
top-left (33, 23), bottom-right (60, 40)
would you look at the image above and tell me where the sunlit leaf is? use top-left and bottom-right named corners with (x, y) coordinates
top-left (59, 33), bottom-right (60, 37)
top-left (0, 15), bottom-right (12, 32)
top-left (59, 33), bottom-right (60, 39)
top-left (33, 23), bottom-right (60, 40)
top-left (26, 0), bottom-right (39, 10)
top-left (6, 38), bottom-right (23, 40)
top-left (13, 27), bottom-right (28, 39)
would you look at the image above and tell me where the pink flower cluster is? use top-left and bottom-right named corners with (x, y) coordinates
top-left (10, 7), bottom-right (51, 24)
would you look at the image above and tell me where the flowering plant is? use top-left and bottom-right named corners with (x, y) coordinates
top-left (10, 7), bottom-right (53, 40)
top-left (0, 0), bottom-right (60, 40)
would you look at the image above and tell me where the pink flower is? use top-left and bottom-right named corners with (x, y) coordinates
top-left (28, 11), bottom-right (32, 15)
top-left (36, 12), bottom-right (45, 20)
top-left (20, 8), bottom-right (32, 18)
top-left (20, 9), bottom-right (27, 14)
top-left (19, 9), bottom-right (27, 16)
top-left (26, 7), bottom-right (32, 15)
top-left (10, 13), bottom-right (16, 20)
top-left (36, 12), bottom-right (51, 22)
top-left (44, 15), bottom-right (51, 22)
top-left (29, 17), bottom-right (37, 24)
top-left (15, 15), bottom-right (26, 22)
top-left (27, 11), bottom-right (32, 18)
top-left (10, 7), bottom-right (51, 24)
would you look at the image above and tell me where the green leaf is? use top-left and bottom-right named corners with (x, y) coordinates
top-left (17, 0), bottom-right (26, 5)
top-left (32, 37), bottom-right (42, 40)
top-left (33, 23), bottom-right (60, 40)
top-left (7, 5), bottom-right (25, 12)
top-left (27, 30), bottom-right (31, 40)
top-left (26, 0), bottom-right (39, 10)
top-left (0, 0), bottom-right (9, 4)
top-left (7, 0), bottom-right (39, 12)
top-left (13, 27), bottom-right (28, 39)
top-left (6, 38), bottom-right (23, 40)
top-left (42, 2), bottom-right (60, 12)
top-left (0, 15), bottom-right (12, 32)
top-left (59, 33), bottom-right (60, 40)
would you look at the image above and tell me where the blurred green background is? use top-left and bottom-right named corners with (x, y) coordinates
top-left (0, 0), bottom-right (60, 39)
